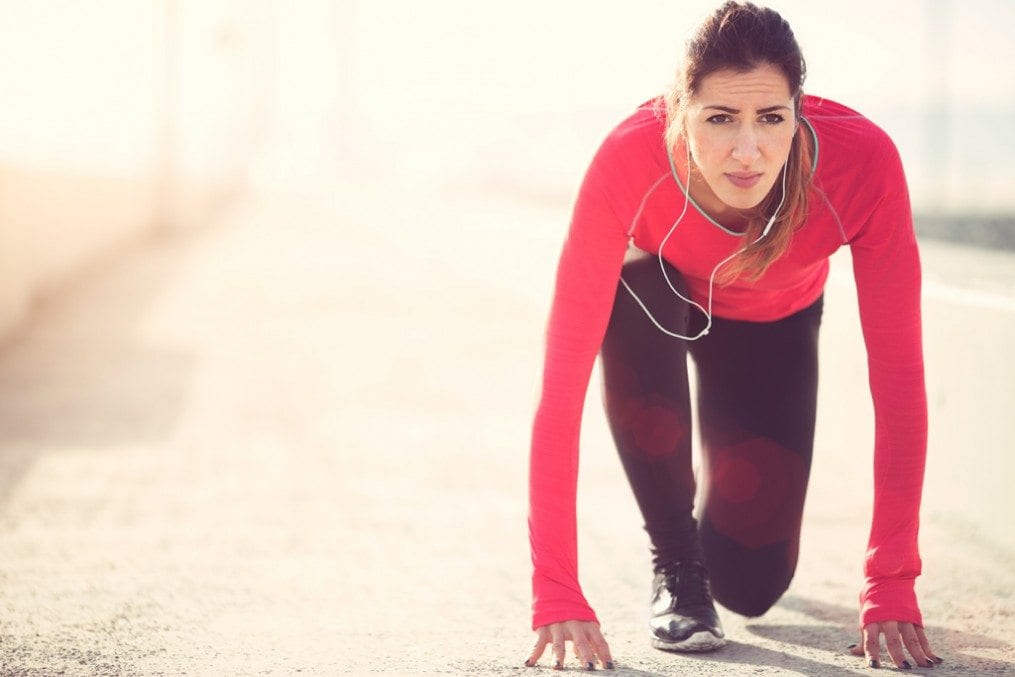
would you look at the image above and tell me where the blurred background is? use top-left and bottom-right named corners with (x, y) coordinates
top-left (1, 0), bottom-right (1013, 339)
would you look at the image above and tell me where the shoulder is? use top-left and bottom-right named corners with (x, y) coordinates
top-left (582, 99), bottom-right (669, 192)
top-left (601, 98), bottom-right (668, 150)
top-left (803, 95), bottom-right (901, 166)
top-left (804, 97), bottom-right (914, 244)
top-left (803, 95), bottom-right (906, 197)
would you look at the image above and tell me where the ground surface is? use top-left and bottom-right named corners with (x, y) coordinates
top-left (0, 185), bottom-right (1012, 675)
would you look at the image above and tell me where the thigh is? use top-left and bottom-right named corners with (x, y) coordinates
top-left (690, 298), bottom-right (823, 550)
top-left (600, 250), bottom-right (694, 446)
top-left (600, 252), bottom-right (701, 534)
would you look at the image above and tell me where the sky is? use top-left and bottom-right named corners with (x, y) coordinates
top-left (342, 0), bottom-right (1015, 213)
top-left (0, 1), bottom-right (1012, 214)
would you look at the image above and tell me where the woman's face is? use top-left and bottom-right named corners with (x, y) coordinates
top-left (684, 63), bottom-right (797, 212)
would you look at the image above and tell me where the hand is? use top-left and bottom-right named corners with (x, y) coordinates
top-left (524, 620), bottom-right (614, 671)
top-left (848, 621), bottom-right (943, 669)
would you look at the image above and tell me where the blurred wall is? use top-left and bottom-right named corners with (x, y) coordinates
top-left (0, 0), bottom-right (265, 340)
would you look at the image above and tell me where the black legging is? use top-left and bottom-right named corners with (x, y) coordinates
top-left (600, 251), bottom-right (823, 617)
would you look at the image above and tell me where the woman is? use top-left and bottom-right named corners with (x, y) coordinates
top-left (523, 1), bottom-right (941, 671)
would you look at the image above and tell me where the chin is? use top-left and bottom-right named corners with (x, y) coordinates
top-left (715, 180), bottom-right (778, 211)
top-left (717, 191), bottom-right (766, 211)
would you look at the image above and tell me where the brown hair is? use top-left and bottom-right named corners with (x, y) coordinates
top-left (663, 1), bottom-right (812, 281)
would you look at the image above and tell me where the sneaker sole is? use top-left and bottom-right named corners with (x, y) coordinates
top-left (651, 631), bottom-right (726, 653)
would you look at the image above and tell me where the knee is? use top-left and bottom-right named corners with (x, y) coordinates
top-left (609, 253), bottom-right (690, 337)
top-left (702, 528), bottom-right (799, 618)
top-left (620, 252), bottom-right (687, 299)
top-left (711, 574), bottom-right (792, 618)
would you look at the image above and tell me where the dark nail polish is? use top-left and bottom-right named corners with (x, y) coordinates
top-left (554, 661), bottom-right (563, 671)
top-left (585, 662), bottom-right (596, 671)
top-left (847, 643), bottom-right (858, 650)
top-left (932, 657), bottom-right (944, 664)
top-left (901, 660), bottom-right (912, 669)
top-left (605, 661), bottom-right (616, 670)
top-left (869, 659), bottom-right (879, 668)
top-left (924, 659), bottom-right (935, 668)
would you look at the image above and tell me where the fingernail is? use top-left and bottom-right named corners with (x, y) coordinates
top-left (585, 661), bottom-right (596, 671)
top-left (605, 661), bottom-right (616, 670)
top-left (847, 643), bottom-right (858, 650)
top-left (932, 656), bottom-right (944, 664)
top-left (869, 659), bottom-right (879, 669)
top-left (901, 660), bottom-right (912, 669)
top-left (524, 659), bottom-right (534, 667)
top-left (554, 661), bottom-right (563, 671)
top-left (924, 659), bottom-right (935, 668)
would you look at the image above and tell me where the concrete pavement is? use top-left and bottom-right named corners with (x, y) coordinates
top-left (0, 184), bottom-right (1013, 675)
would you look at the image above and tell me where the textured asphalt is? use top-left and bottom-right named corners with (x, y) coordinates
top-left (0, 185), bottom-right (1013, 676)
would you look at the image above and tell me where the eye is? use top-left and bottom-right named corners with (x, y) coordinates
top-left (706, 114), bottom-right (733, 125)
top-left (759, 113), bottom-right (786, 124)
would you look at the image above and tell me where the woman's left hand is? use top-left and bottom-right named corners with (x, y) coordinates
top-left (848, 621), bottom-right (943, 669)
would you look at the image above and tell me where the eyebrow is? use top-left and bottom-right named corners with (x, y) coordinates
top-left (704, 105), bottom-right (791, 114)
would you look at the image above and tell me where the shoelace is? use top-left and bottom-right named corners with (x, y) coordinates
top-left (660, 560), bottom-right (713, 609)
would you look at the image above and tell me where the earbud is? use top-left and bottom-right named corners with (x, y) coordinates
top-left (754, 162), bottom-right (788, 244)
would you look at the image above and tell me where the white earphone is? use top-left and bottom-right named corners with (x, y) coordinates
top-left (620, 144), bottom-right (789, 340)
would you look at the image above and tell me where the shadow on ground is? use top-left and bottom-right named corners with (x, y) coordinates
top-left (746, 595), bottom-right (1015, 675)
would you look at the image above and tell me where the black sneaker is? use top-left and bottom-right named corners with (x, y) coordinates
top-left (649, 560), bottom-right (725, 652)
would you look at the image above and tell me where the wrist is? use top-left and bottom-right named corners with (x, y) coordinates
top-left (859, 575), bottom-right (922, 628)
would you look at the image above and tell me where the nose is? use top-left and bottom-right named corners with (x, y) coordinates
top-left (731, 124), bottom-right (761, 165)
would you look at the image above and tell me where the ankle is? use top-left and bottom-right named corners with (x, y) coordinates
top-left (648, 516), bottom-right (704, 570)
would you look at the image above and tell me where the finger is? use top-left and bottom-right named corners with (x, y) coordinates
top-left (899, 623), bottom-right (933, 668)
top-left (881, 621), bottom-right (911, 669)
top-left (550, 624), bottom-right (567, 670)
top-left (525, 628), bottom-right (550, 667)
top-left (862, 623), bottom-right (882, 669)
top-left (915, 626), bottom-right (944, 664)
top-left (565, 622), bottom-right (596, 671)
top-left (588, 624), bottom-right (616, 670)
top-left (848, 627), bottom-right (865, 656)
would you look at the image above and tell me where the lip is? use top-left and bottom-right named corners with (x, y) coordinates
top-left (725, 172), bottom-right (762, 189)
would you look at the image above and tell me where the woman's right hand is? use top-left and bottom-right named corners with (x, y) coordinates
top-left (524, 620), bottom-right (614, 671)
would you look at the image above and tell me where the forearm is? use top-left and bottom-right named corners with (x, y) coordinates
top-left (861, 357), bottom-right (927, 626)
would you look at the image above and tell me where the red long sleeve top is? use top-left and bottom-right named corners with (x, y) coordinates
top-left (529, 95), bottom-right (927, 631)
